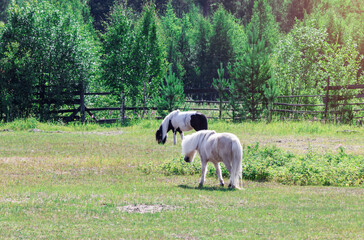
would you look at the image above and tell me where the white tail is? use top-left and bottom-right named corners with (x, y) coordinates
top-left (229, 140), bottom-right (243, 189)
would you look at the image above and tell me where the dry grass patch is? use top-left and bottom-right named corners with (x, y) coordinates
top-left (117, 204), bottom-right (180, 214)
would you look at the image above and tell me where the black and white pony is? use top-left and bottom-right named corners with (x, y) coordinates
top-left (182, 130), bottom-right (243, 189)
top-left (156, 110), bottom-right (208, 145)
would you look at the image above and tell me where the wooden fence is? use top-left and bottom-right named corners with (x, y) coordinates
top-left (53, 88), bottom-right (226, 124)
top-left (271, 81), bottom-right (364, 122)
top-left (53, 83), bottom-right (364, 124)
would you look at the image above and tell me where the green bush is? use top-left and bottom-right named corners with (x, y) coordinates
top-left (139, 157), bottom-right (200, 176)
top-left (140, 142), bottom-right (364, 187)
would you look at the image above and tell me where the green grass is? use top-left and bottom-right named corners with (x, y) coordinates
top-left (140, 144), bottom-right (363, 187)
top-left (0, 119), bottom-right (363, 239)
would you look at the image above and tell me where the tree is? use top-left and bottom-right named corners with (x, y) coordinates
top-left (212, 63), bottom-right (229, 119)
top-left (272, 22), bottom-right (328, 99)
top-left (178, 13), bottom-right (196, 88)
top-left (308, 0), bottom-right (364, 79)
top-left (0, 0), bottom-right (10, 23)
top-left (230, 28), bottom-right (271, 121)
top-left (129, 3), bottom-right (165, 116)
top-left (88, 0), bottom-right (115, 33)
top-left (248, 0), bottom-right (280, 53)
top-left (286, 0), bottom-right (315, 31)
top-left (154, 65), bottom-right (185, 117)
top-left (319, 41), bottom-right (363, 123)
top-left (209, 6), bottom-right (239, 83)
top-left (192, 13), bottom-right (211, 89)
top-left (101, 2), bottom-right (134, 102)
top-left (225, 0), bottom-right (275, 121)
top-left (162, 1), bottom-right (184, 81)
top-left (0, 0), bottom-right (100, 121)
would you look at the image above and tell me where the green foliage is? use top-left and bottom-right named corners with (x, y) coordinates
top-left (161, 1), bottom-right (185, 81)
top-left (209, 7), bottom-right (237, 82)
top-left (224, 0), bottom-right (277, 121)
top-left (139, 156), bottom-right (201, 176)
top-left (88, 0), bottom-right (115, 33)
top-left (0, 0), bottom-right (10, 22)
top-left (0, 0), bottom-right (100, 121)
top-left (272, 23), bottom-right (328, 97)
top-left (263, 76), bottom-right (280, 122)
top-left (141, 141), bottom-right (364, 187)
top-left (101, 2), bottom-right (167, 117)
top-left (0, 41), bottom-right (34, 120)
top-left (244, 143), bottom-right (364, 186)
top-left (212, 63), bottom-right (229, 119)
top-left (321, 41), bottom-right (362, 123)
top-left (272, 16), bottom-right (363, 122)
top-left (248, 0), bottom-right (280, 53)
top-left (129, 3), bottom-right (165, 109)
top-left (101, 2), bottom-right (134, 99)
top-left (229, 28), bottom-right (271, 121)
top-left (285, 0), bottom-right (316, 31)
top-left (0, 117), bottom-right (39, 131)
top-left (1, 0), bottom-right (364, 123)
top-left (154, 65), bottom-right (185, 117)
top-left (191, 13), bottom-right (212, 89)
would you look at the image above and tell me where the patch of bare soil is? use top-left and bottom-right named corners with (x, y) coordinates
top-left (117, 204), bottom-right (180, 214)
top-left (244, 135), bottom-right (364, 155)
top-left (78, 131), bottom-right (124, 135)
top-left (26, 129), bottom-right (124, 135)
top-left (0, 156), bottom-right (33, 164)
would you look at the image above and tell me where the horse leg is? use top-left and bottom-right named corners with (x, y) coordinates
top-left (199, 160), bottom-right (208, 188)
top-left (214, 162), bottom-right (224, 187)
top-left (224, 162), bottom-right (233, 188)
top-left (173, 131), bottom-right (177, 145)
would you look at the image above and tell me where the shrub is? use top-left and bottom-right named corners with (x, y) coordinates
top-left (140, 142), bottom-right (364, 187)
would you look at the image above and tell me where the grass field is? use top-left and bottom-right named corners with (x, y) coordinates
top-left (0, 119), bottom-right (363, 239)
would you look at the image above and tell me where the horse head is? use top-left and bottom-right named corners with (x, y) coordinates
top-left (156, 126), bottom-right (167, 144)
top-left (183, 150), bottom-right (197, 163)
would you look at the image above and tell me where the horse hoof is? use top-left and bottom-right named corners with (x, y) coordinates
top-left (220, 183), bottom-right (224, 187)
top-left (228, 185), bottom-right (242, 190)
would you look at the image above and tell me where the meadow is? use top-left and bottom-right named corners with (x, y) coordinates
top-left (0, 119), bottom-right (363, 239)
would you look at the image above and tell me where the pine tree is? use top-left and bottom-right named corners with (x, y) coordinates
top-left (101, 2), bottom-right (134, 100)
top-left (154, 65), bottom-right (185, 117)
top-left (162, 1), bottom-right (184, 81)
top-left (130, 4), bottom-right (165, 116)
top-left (193, 13), bottom-right (212, 89)
top-left (248, 0), bottom-right (280, 53)
top-left (209, 6), bottom-right (235, 84)
top-left (241, 28), bottom-right (271, 120)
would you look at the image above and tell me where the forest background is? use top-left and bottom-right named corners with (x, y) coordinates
top-left (0, 0), bottom-right (363, 122)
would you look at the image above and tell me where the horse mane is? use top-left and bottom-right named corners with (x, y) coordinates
top-left (182, 130), bottom-right (216, 155)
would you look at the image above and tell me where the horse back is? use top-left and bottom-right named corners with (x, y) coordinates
top-left (190, 113), bottom-right (208, 131)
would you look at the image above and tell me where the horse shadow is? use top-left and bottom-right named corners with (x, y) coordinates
top-left (178, 184), bottom-right (237, 192)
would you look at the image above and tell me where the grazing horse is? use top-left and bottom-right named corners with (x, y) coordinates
top-left (182, 130), bottom-right (243, 189)
top-left (156, 110), bottom-right (208, 145)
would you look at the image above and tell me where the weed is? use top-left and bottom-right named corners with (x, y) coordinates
top-left (140, 142), bottom-right (364, 187)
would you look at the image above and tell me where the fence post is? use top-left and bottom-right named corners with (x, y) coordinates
top-left (324, 76), bottom-right (330, 123)
top-left (268, 101), bottom-right (273, 123)
top-left (80, 82), bottom-right (85, 123)
top-left (120, 91), bottom-right (125, 125)
top-left (219, 98), bottom-right (222, 120)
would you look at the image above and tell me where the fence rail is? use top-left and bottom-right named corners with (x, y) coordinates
top-left (271, 80), bottom-right (364, 122)
top-left (50, 80), bottom-right (364, 124)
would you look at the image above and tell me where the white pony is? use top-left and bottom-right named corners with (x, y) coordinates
top-left (156, 110), bottom-right (208, 145)
top-left (182, 130), bottom-right (243, 189)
